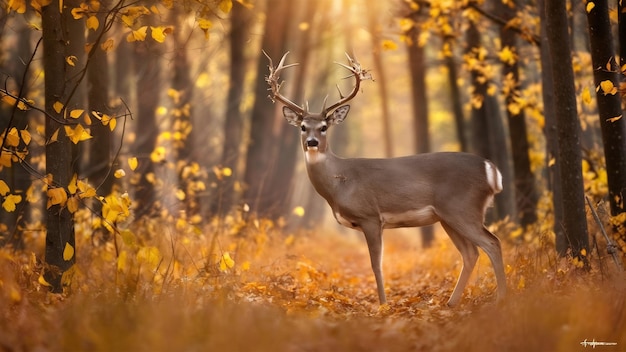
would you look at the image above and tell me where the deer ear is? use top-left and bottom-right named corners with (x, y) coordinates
top-left (283, 106), bottom-right (302, 126)
top-left (328, 105), bottom-right (350, 125)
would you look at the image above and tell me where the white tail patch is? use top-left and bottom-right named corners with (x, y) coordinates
top-left (484, 161), bottom-right (503, 194)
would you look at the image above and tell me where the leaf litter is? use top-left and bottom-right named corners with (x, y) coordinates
top-left (0, 212), bottom-right (624, 351)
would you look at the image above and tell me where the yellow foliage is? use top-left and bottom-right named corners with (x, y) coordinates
top-left (2, 194), bottom-right (22, 212)
top-left (86, 16), bottom-right (99, 31)
top-left (63, 242), bottom-right (74, 261)
top-left (46, 187), bottom-right (67, 208)
top-left (219, 252), bottom-right (235, 272)
top-left (128, 157), bottom-right (138, 171)
top-left (0, 180), bottom-right (9, 196)
top-left (64, 124), bottom-right (92, 144)
top-left (127, 26), bottom-right (148, 42)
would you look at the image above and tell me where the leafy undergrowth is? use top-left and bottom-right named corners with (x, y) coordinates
top-left (1, 212), bottom-right (625, 351)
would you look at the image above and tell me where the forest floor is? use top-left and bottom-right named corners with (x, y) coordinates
top-left (0, 214), bottom-right (625, 351)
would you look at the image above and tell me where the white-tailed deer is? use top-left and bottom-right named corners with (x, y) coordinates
top-left (265, 51), bottom-right (506, 307)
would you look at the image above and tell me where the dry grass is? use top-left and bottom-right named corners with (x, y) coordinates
top-left (1, 214), bottom-right (624, 351)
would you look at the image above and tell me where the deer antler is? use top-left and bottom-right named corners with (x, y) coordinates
top-left (264, 51), bottom-right (304, 115)
top-left (324, 52), bottom-right (372, 114)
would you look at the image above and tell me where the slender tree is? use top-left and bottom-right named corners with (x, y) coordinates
top-left (545, 0), bottom-right (590, 261)
top-left (585, 0), bottom-right (626, 221)
top-left (219, 0), bottom-right (252, 214)
top-left (405, 11), bottom-right (434, 247)
top-left (42, 1), bottom-right (77, 292)
top-left (539, 0), bottom-right (565, 254)
top-left (242, 0), bottom-right (292, 217)
top-left (494, 0), bottom-right (538, 227)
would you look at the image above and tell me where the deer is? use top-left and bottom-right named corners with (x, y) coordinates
top-left (264, 51), bottom-right (506, 307)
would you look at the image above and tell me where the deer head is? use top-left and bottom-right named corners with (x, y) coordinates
top-left (264, 51), bottom-right (370, 155)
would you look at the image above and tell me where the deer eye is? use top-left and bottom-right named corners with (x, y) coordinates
top-left (320, 125), bottom-right (328, 133)
top-left (300, 125), bottom-right (306, 132)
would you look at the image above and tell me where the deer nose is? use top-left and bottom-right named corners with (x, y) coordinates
top-left (306, 138), bottom-right (319, 148)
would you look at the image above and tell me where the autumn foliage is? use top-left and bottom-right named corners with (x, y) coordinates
top-left (0, 210), bottom-right (624, 350)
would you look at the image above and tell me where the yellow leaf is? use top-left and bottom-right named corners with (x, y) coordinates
top-left (607, 115), bottom-right (622, 123)
top-left (117, 250), bottom-right (127, 272)
top-left (5, 127), bottom-right (20, 147)
top-left (0, 151), bottom-right (12, 167)
top-left (8, 0), bottom-right (27, 13)
top-left (63, 242), bottom-right (74, 261)
top-left (219, 252), bottom-right (235, 272)
top-left (497, 46), bottom-right (517, 66)
top-left (581, 87), bottom-right (592, 105)
top-left (86, 15), bottom-right (99, 31)
top-left (38, 274), bottom-right (52, 287)
top-left (138, 246), bottom-right (161, 268)
top-left (128, 157), bottom-right (138, 171)
top-left (150, 146), bottom-right (166, 163)
top-left (66, 55), bottom-right (78, 66)
top-left (580, 248), bottom-right (587, 257)
top-left (101, 38), bottom-right (115, 52)
top-left (599, 80), bottom-right (617, 95)
top-left (77, 180), bottom-right (96, 199)
top-left (0, 180), bottom-right (10, 196)
top-left (69, 109), bottom-right (84, 119)
top-left (47, 187), bottom-right (68, 208)
top-left (219, 0), bottom-right (232, 13)
top-left (517, 275), bottom-right (526, 289)
top-left (64, 124), bottom-right (92, 144)
top-left (197, 18), bottom-right (212, 39)
top-left (114, 169), bottom-right (126, 178)
top-left (68, 173), bottom-right (78, 195)
top-left (20, 129), bottom-right (31, 145)
top-left (586, 1), bottom-right (595, 12)
top-left (222, 167), bottom-right (232, 177)
top-left (2, 194), bottom-right (22, 212)
top-left (127, 26), bottom-right (148, 42)
top-left (241, 261), bottom-right (251, 271)
top-left (381, 39), bottom-right (398, 51)
top-left (53, 101), bottom-right (64, 114)
top-left (67, 195), bottom-right (79, 213)
top-left (175, 189), bottom-right (185, 200)
top-left (109, 117), bottom-right (117, 131)
top-left (150, 26), bottom-right (171, 43)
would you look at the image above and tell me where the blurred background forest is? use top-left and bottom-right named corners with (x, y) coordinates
top-left (0, 0), bottom-right (624, 305)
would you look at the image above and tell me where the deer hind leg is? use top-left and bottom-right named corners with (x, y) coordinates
top-left (361, 222), bottom-right (386, 305)
top-left (479, 227), bottom-right (506, 303)
top-left (440, 221), bottom-right (479, 307)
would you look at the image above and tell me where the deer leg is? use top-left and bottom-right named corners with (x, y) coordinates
top-left (361, 222), bottom-right (386, 305)
top-left (478, 227), bottom-right (506, 303)
top-left (440, 221), bottom-right (479, 307)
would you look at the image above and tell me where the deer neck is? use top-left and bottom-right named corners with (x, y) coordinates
top-left (303, 148), bottom-right (343, 202)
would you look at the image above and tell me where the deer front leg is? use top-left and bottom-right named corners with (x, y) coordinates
top-left (361, 222), bottom-right (386, 305)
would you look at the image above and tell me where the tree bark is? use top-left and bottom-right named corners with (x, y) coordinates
top-left (42, 1), bottom-right (77, 292)
top-left (367, 2), bottom-right (393, 158)
top-left (242, 0), bottom-right (292, 217)
top-left (495, 0), bottom-right (538, 228)
top-left (539, 0), bottom-right (565, 254)
top-left (406, 20), bottom-right (434, 247)
top-left (545, 0), bottom-right (590, 261)
top-left (585, 0), bottom-right (626, 219)
top-left (219, 1), bottom-right (252, 214)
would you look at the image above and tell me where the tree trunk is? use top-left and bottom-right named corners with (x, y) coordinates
top-left (132, 37), bottom-right (161, 217)
top-left (466, 20), bottom-right (514, 221)
top-left (367, 2), bottom-right (393, 158)
top-left (539, 0), bottom-right (566, 254)
top-left (219, 1), bottom-right (252, 214)
top-left (495, 0), bottom-right (538, 228)
top-left (545, 0), bottom-right (590, 261)
top-left (585, 0), bottom-right (626, 219)
top-left (443, 39), bottom-right (468, 152)
top-left (42, 1), bottom-right (77, 292)
top-left (242, 0), bottom-right (292, 217)
top-left (406, 21), bottom-right (434, 247)
top-left (85, 1), bottom-right (113, 196)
